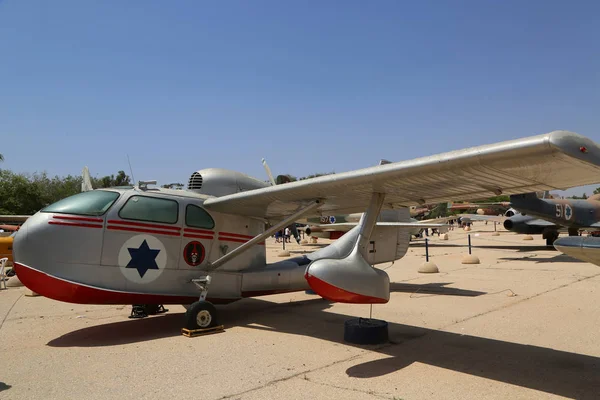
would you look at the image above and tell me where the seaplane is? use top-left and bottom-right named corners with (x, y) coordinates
top-left (12, 131), bottom-right (600, 331)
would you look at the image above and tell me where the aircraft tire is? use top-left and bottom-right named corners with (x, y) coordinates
top-left (184, 301), bottom-right (218, 330)
top-left (344, 317), bottom-right (388, 345)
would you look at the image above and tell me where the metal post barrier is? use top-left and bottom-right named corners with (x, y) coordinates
top-left (425, 238), bottom-right (429, 262)
top-left (468, 234), bottom-right (472, 254)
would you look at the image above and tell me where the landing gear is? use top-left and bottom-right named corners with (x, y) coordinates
top-left (184, 301), bottom-right (218, 329)
top-left (544, 231), bottom-right (559, 246)
top-left (184, 275), bottom-right (219, 330)
top-left (568, 228), bottom-right (580, 237)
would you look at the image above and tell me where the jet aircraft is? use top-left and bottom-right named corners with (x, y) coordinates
top-left (462, 192), bottom-right (600, 245)
top-left (12, 131), bottom-right (600, 331)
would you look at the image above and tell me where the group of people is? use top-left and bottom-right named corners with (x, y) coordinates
top-left (274, 227), bottom-right (292, 243)
top-left (422, 218), bottom-right (473, 237)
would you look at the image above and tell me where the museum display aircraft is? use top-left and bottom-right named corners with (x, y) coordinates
top-left (460, 191), bottom-right (600, 245)
top-left (300, 213), bottom-right (449, 240)
top-left (12, 131), bottom-right (600, 330)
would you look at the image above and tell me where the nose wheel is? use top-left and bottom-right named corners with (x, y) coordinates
top-left (185, 275), bottom-right (219, 330)
top-left (185, 300), bottom-right (218, 329)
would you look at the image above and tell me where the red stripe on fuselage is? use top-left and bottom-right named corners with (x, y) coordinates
top-left (13, 263), bottom-right (237, 305)
top-left (107, 219), bottom-right (181, 231)
top-left (183, 234), bottom-right (214, 240)
top-left (218, 237), bottom-right (265, 245)
top-left (218, 237), bottom-right (248, 243)
top-left (53, 215), bottom-right (103, 223)
top-left (48, 221), bottom-right (103, 229)
top-left (184, 228), bottom-right (214, 235)
top-left (305, 272), bottom-right (388, 304)
top-left (107, 225), bottom-right (180, 237)
top-left (219, 232), bottom-right (254, 239)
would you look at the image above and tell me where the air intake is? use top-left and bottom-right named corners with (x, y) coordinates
top-left (188, 172), bottom-right (203, 190)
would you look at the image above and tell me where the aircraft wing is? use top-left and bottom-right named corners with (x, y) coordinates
top-left (0, 215), bottom-right (31, 223)
top-left (458, 214), bottom-right (506, 223)
top-left (418, 216), bottom-right (454, 224)
top-left (319, 222), bottom-right (446, 229)
top-left (525, 218), bottom-right (556, 226)
top-left (203, 131), bottom-right (600, 219)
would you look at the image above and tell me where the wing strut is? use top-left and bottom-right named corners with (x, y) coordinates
top-left (206, 200), bottom-right (322, 271)
top-left (357, 193), bottom-right (385, 258)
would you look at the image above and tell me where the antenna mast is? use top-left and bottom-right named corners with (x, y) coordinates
top-left (127, 154), bottom-right (136, 185)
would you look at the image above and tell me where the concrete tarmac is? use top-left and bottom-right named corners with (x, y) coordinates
top-left (1, 225), bottom-right (599, 399)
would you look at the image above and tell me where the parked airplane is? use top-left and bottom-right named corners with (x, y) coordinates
top-left (301, 213), bottom-right (448, 240)
top-left (447, 201), bottom-right (510, 216)
top-left (462, 192), bottom-right (600, 245)
top-left (12, 131), bottom-right (600, 331)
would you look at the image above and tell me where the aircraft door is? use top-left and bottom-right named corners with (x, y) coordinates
top-left (179, 202), bottom-right (216, 271)
top-left (100, 193), bottom-right (183, 290)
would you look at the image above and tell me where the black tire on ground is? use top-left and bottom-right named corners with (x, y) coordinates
top-left (184, 301), bottom-right (218, 330)
top-left (568, 228), bottom-right (579, 237)
top-left (344, 318), bottom-right (389, 345)
top-left (545, 231), bottom-right (559, 246)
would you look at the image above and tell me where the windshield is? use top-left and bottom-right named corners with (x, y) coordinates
top-left (42, 190), bottom-right (120, 216)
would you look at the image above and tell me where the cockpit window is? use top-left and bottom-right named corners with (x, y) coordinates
top-left (119, 195), bottom-right (178, 224)
top-left (186, 205), bottom-right (215, 229)
top-left (42, 190), bottom-right (120, 216)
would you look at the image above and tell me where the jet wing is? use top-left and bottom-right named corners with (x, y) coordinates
top-left (203, 131), bottom-right (600, 219)
top-left (525, 218), bottom-right (557, 226)
top-left (458, 214), bottom-right (506, 223)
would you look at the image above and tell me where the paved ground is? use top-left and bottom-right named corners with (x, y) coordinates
top-left (1, 224), bottom-right (600, 399)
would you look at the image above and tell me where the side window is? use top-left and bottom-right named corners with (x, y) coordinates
top-left (119, 196), bottom-right (178, 224)
top-left (186, 204), bottom-right (215, 229)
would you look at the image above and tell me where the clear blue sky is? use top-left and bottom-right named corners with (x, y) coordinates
top-left (1, 0), bottom-right (599, 196)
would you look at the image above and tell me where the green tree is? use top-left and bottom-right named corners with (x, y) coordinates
top-left (91, 170), bottom-right (131, 188)
top-left (162, 182), bottom-right (185, 189)
top-left (0, 168), bottom-right (133, 215)
top-left (427, 203), bottom-right (448, 219)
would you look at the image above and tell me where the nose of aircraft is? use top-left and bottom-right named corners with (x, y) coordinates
top-left (13, 211), bottom-right (105, 292)
top-left (13, 212), bottom-right (60, 276)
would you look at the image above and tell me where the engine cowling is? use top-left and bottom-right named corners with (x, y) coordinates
top-left (503, 215), bottom-right (546, 234)
top-left (187, 168), bottom-right (270, 197)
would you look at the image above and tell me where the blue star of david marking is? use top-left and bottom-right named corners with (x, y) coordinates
top-left (329, 216), bottom-right (336, 224)
top-left (126, 240), bottom-right (160, 278)
top-left (565, 206), bottom-right (572, 219)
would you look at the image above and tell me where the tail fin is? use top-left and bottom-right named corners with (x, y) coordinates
top-left (261, 158), bottom-right (276, 186)
top-left (81, 167), bottom-right (93, 192)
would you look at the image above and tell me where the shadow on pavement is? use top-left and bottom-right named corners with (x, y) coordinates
top-left (47, 295), bottom-right (600, 399)
top-left (498, 254), bottom-right (585, 263)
